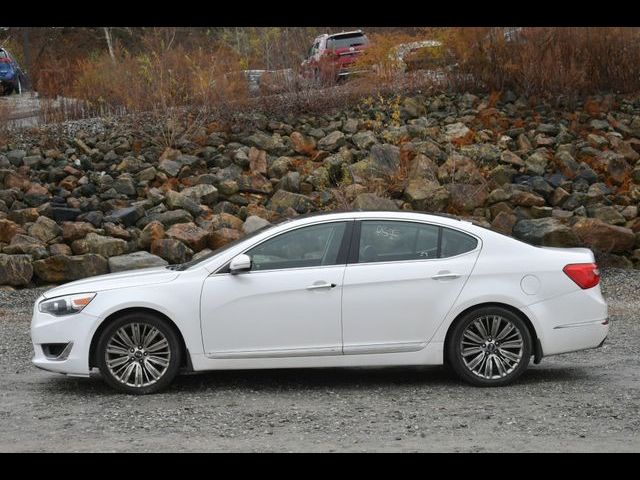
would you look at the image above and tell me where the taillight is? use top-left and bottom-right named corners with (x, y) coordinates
top-left (563, 263), bottom-right (600, 289)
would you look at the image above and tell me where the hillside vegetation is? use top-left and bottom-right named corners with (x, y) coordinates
top-left (1, 88), bottom-right (640, 286)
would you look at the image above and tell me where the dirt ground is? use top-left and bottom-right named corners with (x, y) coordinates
top-left (0, 269), bottom-right (638, 452)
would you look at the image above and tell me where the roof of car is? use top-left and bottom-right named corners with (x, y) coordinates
top-left (280, 210), bottom-right (475, 229)
top-left (328, 30), bottom-right (365, 38)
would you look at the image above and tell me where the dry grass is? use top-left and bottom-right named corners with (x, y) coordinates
top-left (442, 27), bottom-right (640, 96)
top-left (5, 27), bottom-right (640, 140)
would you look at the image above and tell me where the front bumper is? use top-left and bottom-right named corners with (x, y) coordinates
top-left (31, 297), bottom-right (97, 376)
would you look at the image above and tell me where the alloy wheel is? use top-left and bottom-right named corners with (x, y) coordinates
top-left (459, 315), bottom-right (524, 380)
top-left (105, 322), bottom-right (172, 388)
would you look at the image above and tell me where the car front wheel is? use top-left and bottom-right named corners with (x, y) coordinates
top-left (447, 307), bottom-right (532, 387)
top-left (96, 313), bottom-right (182, 394)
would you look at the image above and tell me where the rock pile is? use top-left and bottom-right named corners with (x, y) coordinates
top-left (1, 91), bottom-right (640, 286)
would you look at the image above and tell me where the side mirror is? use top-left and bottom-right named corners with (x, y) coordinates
top-left (229, 254), bottom-right (251, 274)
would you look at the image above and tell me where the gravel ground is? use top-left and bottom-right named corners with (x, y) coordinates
top-left (0, 268), bottom-right (639, 452)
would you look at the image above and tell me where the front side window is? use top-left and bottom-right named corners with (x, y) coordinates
top-left (247, 222), bottom-right (347, 271)
top-left (356, 221), bottom-right (477, 264)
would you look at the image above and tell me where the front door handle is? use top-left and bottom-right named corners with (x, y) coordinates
top-left (306, 282), bottom-right (337, 290)
top-left (431, 272), bottom-right (461, 280)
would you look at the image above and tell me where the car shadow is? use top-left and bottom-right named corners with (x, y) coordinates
top-left (38, 364), bottom-right (590, 396)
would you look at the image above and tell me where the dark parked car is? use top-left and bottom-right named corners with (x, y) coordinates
top-left (0, 47), bottom-right (28, 95)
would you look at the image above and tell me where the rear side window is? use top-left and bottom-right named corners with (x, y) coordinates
top-left (441, 227), bottom-right (478, 258)
top-left (355, 221), bottom-right (477, 264)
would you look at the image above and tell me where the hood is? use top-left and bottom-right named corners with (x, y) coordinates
top-left (42, 266), bottom-right (180, 299)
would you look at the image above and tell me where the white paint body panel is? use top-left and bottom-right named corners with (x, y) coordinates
top-left (201, 266), bottom-right (345, 357)
top-left (30, 211), bottom-right (609, 378)
top-left (341, 252), bottom-right (478, 354)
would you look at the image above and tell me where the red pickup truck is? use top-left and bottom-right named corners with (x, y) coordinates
top-left (300, 30), bottom-right (370, 84)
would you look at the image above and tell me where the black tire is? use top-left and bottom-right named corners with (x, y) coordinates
top-left (96, 312), bottom-right (182, 395)
top-left (446, 306), bottom-right (532, 387)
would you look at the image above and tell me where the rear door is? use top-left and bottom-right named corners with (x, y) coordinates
top-left (341, 220), bottom-right (480, 355)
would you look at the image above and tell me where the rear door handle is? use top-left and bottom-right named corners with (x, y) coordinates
top-left (306, 282), bottom-right (337, 290)
top-left (431, 272), bottom-right (461, 280)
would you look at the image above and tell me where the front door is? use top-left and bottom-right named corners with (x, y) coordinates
top-left (200, 221), bottom-right (351, 358)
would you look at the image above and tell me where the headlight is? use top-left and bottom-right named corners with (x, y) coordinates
top-left (39, 293), bottom-right (97, 316)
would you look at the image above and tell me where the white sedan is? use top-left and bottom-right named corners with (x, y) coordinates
top-left (31, 211), bottom-right (609, 394)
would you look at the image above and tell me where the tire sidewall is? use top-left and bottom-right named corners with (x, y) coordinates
top-left (96, 313), bottom-right (182, 395)
top-left (447, 307), bottom-right (532, 387)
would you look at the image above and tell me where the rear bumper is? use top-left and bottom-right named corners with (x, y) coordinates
top-left (525, 287), bottom-right (609, 357)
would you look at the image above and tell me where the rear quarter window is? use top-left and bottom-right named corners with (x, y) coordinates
top-left (441, 227), bottom-right (478, 257)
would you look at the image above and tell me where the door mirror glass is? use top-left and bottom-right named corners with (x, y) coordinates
top-left (229, 254), bottom-right (252, 274)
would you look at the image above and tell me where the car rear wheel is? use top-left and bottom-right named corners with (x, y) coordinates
top-left (96, 313), bottom-right (182, 395)
top-left (447, 306), bottom-right (532, 387)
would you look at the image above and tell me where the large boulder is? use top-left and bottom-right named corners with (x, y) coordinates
top-left (166, 223), bottom-right (210, 251)
top-left (444, 122), bottom-right (473, 143)
top-left (491, 211), bottom-right (517, 235)
top-left (62, 221), bottom-right (97, 242)
top-left (181, 184), bottom-right (219, 207)
top-left (352, 193), bottom-right (398, 211)
top-left (245, 131), bottom-right (285, 153)
top-left (243, 215), bottom-right (271, 234)
top-left (33, 254), bottom-right (109, 283)
top-left (348, 144), bottom-right (401, 182)
top-left (28, 216), bottom-right (62, 244)
top-left (352, 131), bottom-right (377, 150)
top-left (438, 155), bottom-right (484, 184)
top-left (268, 190), bottom-right (314, 214)
top-left (84, 233), bottom-right (128, 258)
top-left (571, 218), bottom-right (635, 253)
top-left (290, 132), bottom-right (317, 155)
top-left (3, 234), bottom-right (48, 259)
top-left (404, 179), bottom-right (449, 212)
top-left (446, 184), bottom-right (488, 213)
top-left (369, 144), bottom-right (400, 173)
top-left (108, 251), bottom-right (168, 273)
top-left (104, 205), bottom-right (145, 227)
top-left (209, 228), bottom-right (242, 249)
top-left (317, 131), bottom-right (345, 152)
top-left (151, 238), bottom-right (193, 264)
top-left (165, 190), bottom-right (202, 217)
top-left (512, 218), bottom-right (580, 247)
top-left (139, 221), bottom-right (165, 249)
top-left (0, 254), bottom-right (33, 286)
top-left (0, 219), bottom-right (23, 243)
top-left (524, 151), bottom-right (548, 176)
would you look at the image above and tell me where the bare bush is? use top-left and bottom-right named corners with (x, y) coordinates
top-left (442, 27), bottom-right (640, 96)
